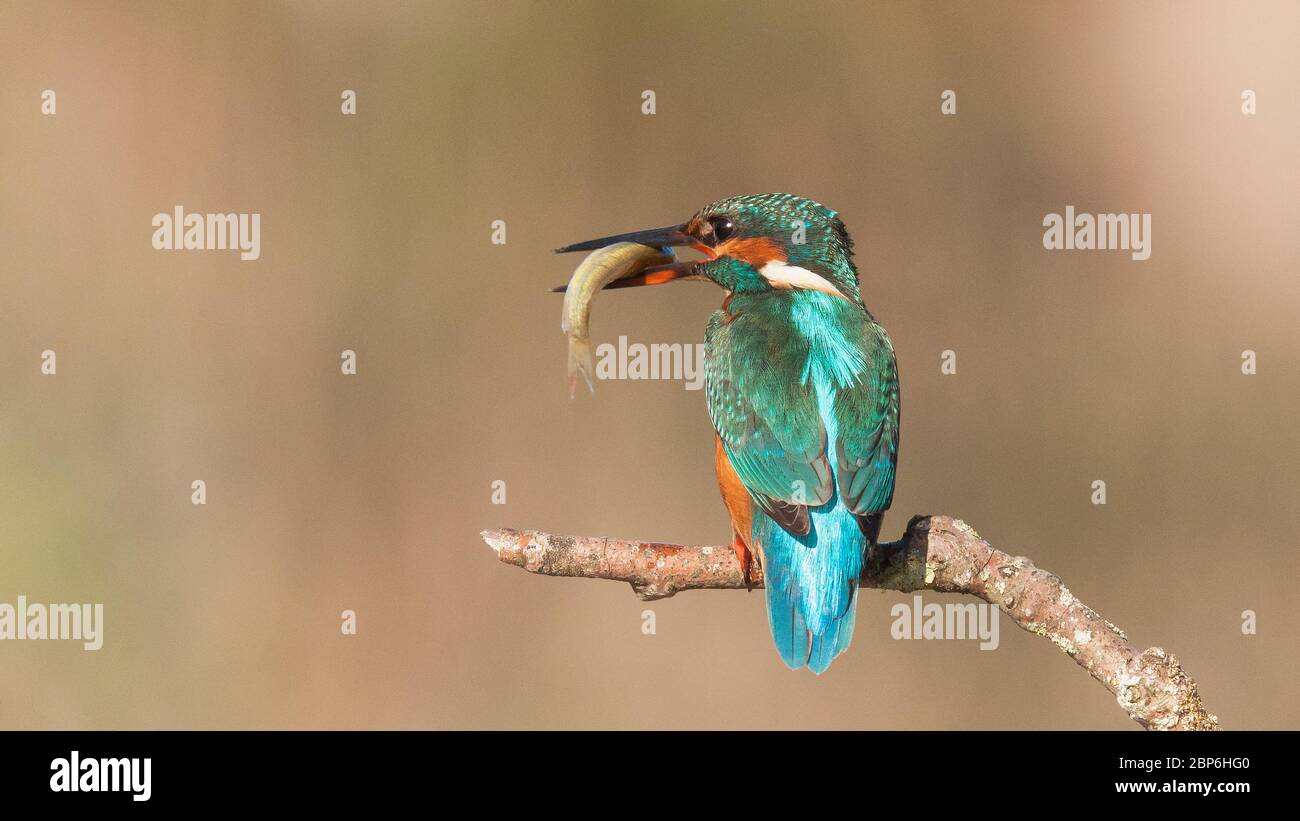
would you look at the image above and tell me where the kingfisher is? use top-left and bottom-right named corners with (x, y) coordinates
top-left (557, 194), bottom-right (900, 673)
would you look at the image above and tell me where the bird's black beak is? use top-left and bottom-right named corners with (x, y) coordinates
top-left (554, 223), bottom-right (696, 254)
top-left (550, 222), bottom-right (705, 292)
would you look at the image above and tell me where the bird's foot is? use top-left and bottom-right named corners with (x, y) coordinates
top-left (731, 532), bottom-right (755, 592)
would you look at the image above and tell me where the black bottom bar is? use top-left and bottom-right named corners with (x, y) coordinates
top-left (3, 730), bottom-right (1284, 807)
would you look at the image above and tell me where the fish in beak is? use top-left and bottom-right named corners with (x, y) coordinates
top-left (551, 222), bottom-right (714, 292)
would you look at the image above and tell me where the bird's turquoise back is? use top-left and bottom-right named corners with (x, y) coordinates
top-left (706, 288), bottom-right (898, 674)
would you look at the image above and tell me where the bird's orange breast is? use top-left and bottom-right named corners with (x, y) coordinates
top-left (714, 434), bottom-right (759, 572)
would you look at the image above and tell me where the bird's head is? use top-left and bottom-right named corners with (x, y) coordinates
top-left (555, 193), bottom-right (862, 304)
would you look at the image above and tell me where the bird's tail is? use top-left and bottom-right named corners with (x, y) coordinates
top-left (808, 584), bottom-right (858, 674)
top-left (764, 576), bottom-right (858, 674)
top-left (765, 574), bottom-right (812, 670)
top-left (760, 515), bottom-right (861, 674)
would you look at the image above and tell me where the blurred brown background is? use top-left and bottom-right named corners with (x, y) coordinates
top-left (0, 1), bottom-right (1297, 729)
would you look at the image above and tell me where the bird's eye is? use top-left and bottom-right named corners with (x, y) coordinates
top-left (707, 217), bottom-right (735, 244)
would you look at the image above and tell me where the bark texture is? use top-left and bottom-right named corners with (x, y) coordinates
top-left (482, 514), bottom-right (1218, 730)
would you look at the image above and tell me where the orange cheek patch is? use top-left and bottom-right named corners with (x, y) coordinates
top-left (716, 237), bottom-right (787, 268)
top-left (691, 241), bottom-right (719, 260)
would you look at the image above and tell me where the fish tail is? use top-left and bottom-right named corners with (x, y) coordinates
top-left (567, 336), bottom-right (596, 398)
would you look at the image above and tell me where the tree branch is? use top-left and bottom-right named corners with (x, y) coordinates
top-left (482, 514), bottom-right (1219, 731)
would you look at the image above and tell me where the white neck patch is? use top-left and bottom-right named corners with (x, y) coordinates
top-left (758, 260), bottom-right (846, 300)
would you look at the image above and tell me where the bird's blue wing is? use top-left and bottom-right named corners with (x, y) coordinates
top-left (704, 309), bottom-right (833, 535)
